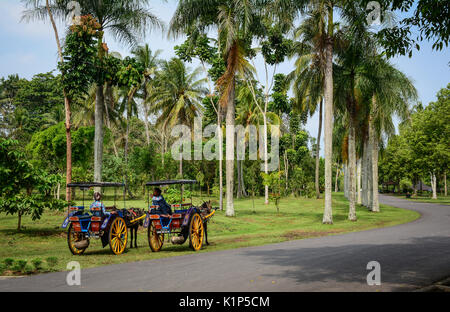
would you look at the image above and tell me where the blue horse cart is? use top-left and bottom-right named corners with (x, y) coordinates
top-left (144, 180), bottom-right (216, 252)
top-left (61, 182), bottom-right (135, 255)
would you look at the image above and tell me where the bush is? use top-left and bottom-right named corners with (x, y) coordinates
top-left (3, 258), bottom-right (14, 268)
top-left (0, 263), bottom-right (6, 275)
top-left (23, 264), bottom-right (34, 274)
top-left (11, 260), bottom-right (27, 273)
top-left (31, 258), bottom-right (43, 271)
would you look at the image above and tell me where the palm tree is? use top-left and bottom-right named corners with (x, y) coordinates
top-left (288, 8), bottom-right (327, 199)
top-left (150, 58), bottom-right (207, 177)
top-left (23, 0), bottom-right (162, 185)
top-left (361, 54), bottom-right (417, 212)
top-left (170, 0), bottom-right (265, 216)
top-left (132, 44), bottom-right (162, 146)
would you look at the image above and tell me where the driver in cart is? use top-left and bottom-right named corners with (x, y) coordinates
top-left (152, 187), bottom-right (172, 218)
top-left (90, 192), bottom-right (116, 217)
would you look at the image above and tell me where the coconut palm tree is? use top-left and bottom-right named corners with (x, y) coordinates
top-left (150, 58), bottom-right (207, 178)
top-left (132, 45), bottom-right (162, 146)
top-left (170, 0), bottom-right (265, 216)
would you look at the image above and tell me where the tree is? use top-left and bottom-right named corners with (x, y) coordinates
top-left (288, 8), bottom-right (327, 199)
top-left (170, 0), bottom-right (265, 216)
top-left (0, 138), bottom-right (66, 231)
top-left (132, 44), bottom-right (162, 146)
top-left (360, 0), bottom-right (450, 58)
top-left (150, 58), bottom-right (207, 178)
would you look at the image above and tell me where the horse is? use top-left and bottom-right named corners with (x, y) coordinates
top-left (124, 208), bottom-right (145, 248)
top-left (199, 201), bottom-right (214, 245)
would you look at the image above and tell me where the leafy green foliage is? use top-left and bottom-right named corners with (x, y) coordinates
top-left (58, 15), bottom-right (101, 99)
top-left (0, 138), bottom-right (66, 230)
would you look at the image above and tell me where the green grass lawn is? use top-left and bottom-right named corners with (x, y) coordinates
top-left (390, 193), bottom-right (450, 205)
top-left (0, 193), bottom-right (419, 275)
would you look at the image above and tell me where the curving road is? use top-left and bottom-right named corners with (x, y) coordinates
top-left (1, 195), bottom-right (449, 292)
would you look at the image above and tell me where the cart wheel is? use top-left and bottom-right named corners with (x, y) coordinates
top-left (109, 217), bottom-right (127, 255)
top-left (148, 222), bottom-right (164, 252)
top-left (189, 213), bottom-right (204, 251)
top-left (67, 223), bottom-right (87, 255)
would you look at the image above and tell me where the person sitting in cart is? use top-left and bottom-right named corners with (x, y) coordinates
top-left (90, 192), bottom-right (115, 217)
top-left (152, 188), bottom-right (172, 217)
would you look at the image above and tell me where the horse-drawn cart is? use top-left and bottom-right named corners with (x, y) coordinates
top-left (143, 180), bottom-right (216, 252)
top-left (61, 182), bottom-right (144, 255)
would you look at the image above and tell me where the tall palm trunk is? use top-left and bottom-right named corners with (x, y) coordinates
top-left (105, 83), bottom-right (119, 157)
top-left (143, 80), bottom-right (151, 146)
top-left (315, 99), bottom-right (323, 198)
top-left (94, 32), bottom-right (105, 184)
top-left (218, 111), bottom-right (224, 211)
top-left (225, 78), bottom-right (236, 217)
top-left (94, 83), bottom-right (104, 183)
top-left (335, 164), bottom-right (339, 192)
top-left (348, 117), bottom-right (357, 221)
top-left (322, 5), bottom-right (334, 224)
top-left (263, 114), bottom-right (269, 204)
top-left (370, 97), bottom-right (380, 212)
top-left (445, 171), bottom-right (447, 196)
top-left (357, 158), bottom-right (362, 204)
top-left (45, 0), bottom-right (71, 201)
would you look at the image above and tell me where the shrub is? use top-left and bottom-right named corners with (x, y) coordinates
top-left (23, 264), bottom-right (34, 274)
top-left (31, 258), bottom-right (43, 271)
top-left (16, 260), bottom-right (28, 272)
top-left (3, 258), bottom-right (14, 268)
top-left (0, 263), bottom-right (6, 275)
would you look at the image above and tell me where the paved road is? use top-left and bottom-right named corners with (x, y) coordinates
top-left (1, 195), bottom-right (449, 292)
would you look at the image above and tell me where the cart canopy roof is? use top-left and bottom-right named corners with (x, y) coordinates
top-left (145, 179), bottom-right (197, 186)
top-left (67, 182), bottom-right (124, 188)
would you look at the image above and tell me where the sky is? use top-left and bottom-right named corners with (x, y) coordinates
top-left (0, 0), bottom-right (449, 155)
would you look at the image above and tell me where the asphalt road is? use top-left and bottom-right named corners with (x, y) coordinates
top-left (1, 195), bottom-right (449, 292)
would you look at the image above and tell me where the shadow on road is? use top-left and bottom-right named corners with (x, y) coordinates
top-left (242, 236), bottom-right (450, 290)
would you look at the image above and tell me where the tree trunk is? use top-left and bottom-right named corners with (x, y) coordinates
top-left (263, 114), bottom-right (269, 204)
top-left (370, 106), bottom-right (380, 212)
top-left (17, 211), bottom-right (22, 232)
top-left (362, 141), bottom-right (367, 207)
top-left (315, 99), bottom-right (323, 198)
top-left (322, 9), bottom-right (334, 224)
top-left (445, 171), bottom-right (447, 197)
top-left (143, 80), bottom-right (151, 146)
top-left (344, 163), bottom-right (349, 199)
top-left (94, 31), bottom-right (105, 186)
top-left (367, 136), bottom-right (373, 211)
top-left (335, 164), bottom-right (339, 192)
top-left (225, 78), bottom-right (235, 216)
top-left (104, 83), bottom-right (119, 157)
top-left (218, 110), bottom-right (224, 211)
top-left (94, 83), bottom-right (104, 184)
top-left (57, 182), bottom-right (61, 200)
top-left (348, 119), bottom-right (357, 221)
top-left (357, 158), bottom-right (361, 205)
top-left (431, 172), bottom-right (437, 199)
top-left (237, 158), bottom-right (242, 198)
top-left (284, 151), bottom-right (289, 191)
